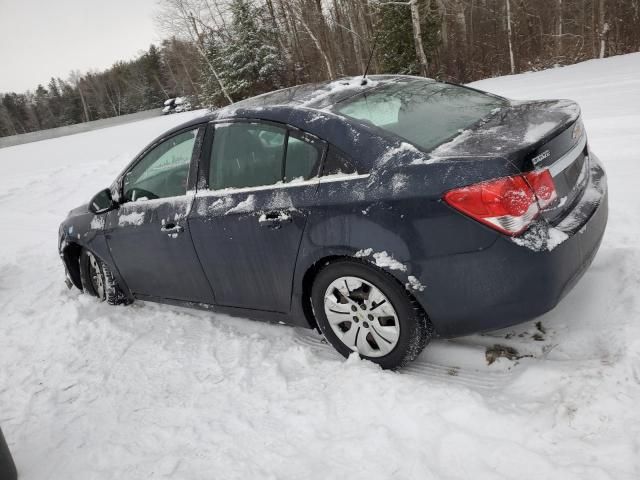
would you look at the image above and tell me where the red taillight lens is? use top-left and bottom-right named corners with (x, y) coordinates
top-left (444, 172), bottom-right (555, 236)
top-left (524, 169), bottom-right (558, 209)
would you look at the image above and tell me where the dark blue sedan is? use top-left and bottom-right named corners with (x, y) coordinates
top-left (59, 75), bottom-right (607, 369)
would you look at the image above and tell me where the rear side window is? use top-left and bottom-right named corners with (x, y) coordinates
top-left (209, 122), bottom-right (325, 190)
top-left (210, 123), bottom-right (286, 190)
top-left (284, 131), bottom-right (323, 182)
top-left (322, 146), bottom-right (357, 176)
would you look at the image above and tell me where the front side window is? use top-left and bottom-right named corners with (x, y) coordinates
top-left (209, 123), bottom-right (323, 190)
top-left (335, 79), bottom-right (506, 152)
top-left (123, 128), bottom-right (198, 201)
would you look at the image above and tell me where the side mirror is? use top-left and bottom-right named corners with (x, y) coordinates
top-left (89, 188), bottom-right (117, 214)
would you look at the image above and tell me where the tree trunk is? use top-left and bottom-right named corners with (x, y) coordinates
top-left (347, 7), bottom-right (367, 73)
top-left (505, 0), bottom-right (516, 74)
top-left (556, 0), bottom-right (563, 60)
top-left (77, 83), bottom-right (91, 122)
top-left (410, 0), bottom-right (429, 76)
top-left (188, 14), bottom-right (234, 104)
top-left (599, 0), bottom-right (609, 58)
top-left (297, 13), bottom-right (336, 79)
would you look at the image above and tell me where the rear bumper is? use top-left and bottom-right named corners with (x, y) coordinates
top-left (415, 154), bottom-right (608, 338)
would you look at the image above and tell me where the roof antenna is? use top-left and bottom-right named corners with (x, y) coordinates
top-left (361, 31), bottom-right (380, 86)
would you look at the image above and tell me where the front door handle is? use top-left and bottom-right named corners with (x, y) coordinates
top-left (161, 223), bottom-right (184, 235)
top-left (259, 211), bottom-right (292, 229)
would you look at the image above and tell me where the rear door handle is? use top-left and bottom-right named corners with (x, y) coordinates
top-left (259, 211), bottom-right (292, 229)
top-left (161, 223), bottom-right (184, 235)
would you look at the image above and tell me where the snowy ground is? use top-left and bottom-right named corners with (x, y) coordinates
top-left (1, 54), bottom-right (640, 479)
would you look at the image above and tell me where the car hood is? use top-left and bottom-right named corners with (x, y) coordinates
top-left (67, 203), bottom-right (90, 219)
top-left (59, 202), bottom-right (91, 241)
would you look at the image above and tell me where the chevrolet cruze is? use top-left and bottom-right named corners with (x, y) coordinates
top-left (58, 76), bottom-right (608, 369)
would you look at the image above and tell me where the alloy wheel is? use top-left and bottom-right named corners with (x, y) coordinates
top-left (323, 276), bottom-right (400, 357)
top-left (87, 252), bottom-right (105, 299)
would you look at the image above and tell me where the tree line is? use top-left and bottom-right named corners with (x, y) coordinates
top-left (1, 0), bottom-right (639, 138)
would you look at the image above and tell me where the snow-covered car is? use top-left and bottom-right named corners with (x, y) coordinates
top-left (58, 75), bottom-right (607, 369)
top-left (162, 97), bottom-right (192, 115)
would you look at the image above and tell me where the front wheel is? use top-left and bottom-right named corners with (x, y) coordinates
top-left (311, 260), bottom-right (432, 369)
top-left (79, 249), bottom-right (130, 305)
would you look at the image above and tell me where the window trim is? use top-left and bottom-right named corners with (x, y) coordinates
top-left (199, 118), bottom-right (328, 193)
top-left (117, 125), bottom-right (206, 204)
top-left (194, 172), bottom-right (370, 198)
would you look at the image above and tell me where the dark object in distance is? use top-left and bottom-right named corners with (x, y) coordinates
top-left (58, 75), bottom-right (607, 369)
top-left (162, 97), bottom-right (193, 115)
top-left (0, 426), bottom-right (17, 480)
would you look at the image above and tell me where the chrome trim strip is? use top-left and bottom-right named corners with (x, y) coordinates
top-left (194, 173), bottom-right (370, 197)
top-left (549, 135), bottom-right (587, 176)
top-left (318, 173), bottom-right (370, 184)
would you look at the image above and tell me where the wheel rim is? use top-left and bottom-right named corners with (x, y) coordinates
top-left (323, 276), bottom-right (400, 358)
top-left (87, 252), bottom-right (105, 299)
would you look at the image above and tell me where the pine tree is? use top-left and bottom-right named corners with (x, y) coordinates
top-left (374, 1), bottom-right (439, 76)
top-left (34, 85), bottom-right (57, 130)
top-left (200, 0), bottom-right (285, 105)
top-left (58, 80), bottom-right (83, 125)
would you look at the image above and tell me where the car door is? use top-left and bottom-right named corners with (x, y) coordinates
top-left (105, 126), bottom-right (215, 304)
top-left (189, 120), bottom-right (325, 313)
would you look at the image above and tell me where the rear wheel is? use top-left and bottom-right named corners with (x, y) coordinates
top-left (311, 260), bottom-right (432, 369)
top-left (79, 249), bottom-right (129, 305)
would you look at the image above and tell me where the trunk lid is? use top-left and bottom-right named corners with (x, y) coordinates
top-left (430, 99), bottom-right (588, 224)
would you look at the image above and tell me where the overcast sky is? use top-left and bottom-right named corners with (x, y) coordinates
top-left (0, 0), bottom-right (160, 93)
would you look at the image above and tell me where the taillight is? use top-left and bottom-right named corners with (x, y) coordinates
top-left (524, 169), bottom-right (557, 209)
top-left (443, 169), bottom-right (557, 236)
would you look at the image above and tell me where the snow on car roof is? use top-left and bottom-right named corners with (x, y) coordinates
top-left (226, 75), bottom-right (417, 111)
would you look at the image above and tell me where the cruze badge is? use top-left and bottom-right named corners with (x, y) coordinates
top-left (532, 150), bottom-right (551, 166)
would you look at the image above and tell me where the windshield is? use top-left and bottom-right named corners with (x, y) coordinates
top-left (334, 79), bottom-right (507, 152)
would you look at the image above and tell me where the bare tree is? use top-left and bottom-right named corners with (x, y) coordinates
top-left (505, 0), bottom-right (515, 74)
top-left (70, 71), bottom-right (91, 122)
top-left (599, 0), bottom-right (609, 58)
top-left (156, 0), bottom-right (234, 103)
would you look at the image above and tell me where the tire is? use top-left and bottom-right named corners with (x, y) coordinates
top-left (79, 249), bottom-right (130, 306)
top-left (311, 259), bottom-right (432, 369)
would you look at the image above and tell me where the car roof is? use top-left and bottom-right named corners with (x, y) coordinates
top-left (141, 75), bottom-right (433, 175)
top-left (226, 74), bottom-right (410, 109)
top-left (165, 75), bottom-right (427, 133)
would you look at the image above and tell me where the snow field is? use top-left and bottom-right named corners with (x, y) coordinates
top-left (1, 54), bottom-right (640, 479)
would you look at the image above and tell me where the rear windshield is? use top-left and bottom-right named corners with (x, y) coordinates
top-left (334, 79), bottom-right (506, 152)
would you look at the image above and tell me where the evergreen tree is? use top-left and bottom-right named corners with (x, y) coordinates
top-left (374, 1), bottom-right (439, 76)
top-left (58, 80), bottom-right (83, 125)
top-left (201, 0), bottom-right (285, 105)
top-left (0, 103), bottom-right (16, 137)
top-left (34, 85), bottom-right (57, 130)
top-left (139, 45), bottom-right (167, 106)
top-left (47, 77), bottom-right (63, 121)
top-left (2, 94), bottom-right (30, 133)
